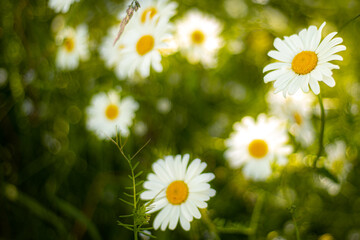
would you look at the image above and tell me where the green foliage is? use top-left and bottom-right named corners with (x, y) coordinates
top-left (1, 0), bottom-right (360, 239)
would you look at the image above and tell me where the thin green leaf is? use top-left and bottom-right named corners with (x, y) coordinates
top-left (119, 198), bottom-right (134, 206)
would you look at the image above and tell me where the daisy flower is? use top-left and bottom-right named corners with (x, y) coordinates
top-left (175, 9), bottom-right (223, 68)
top-left (140, 154), bottom-right (216, 231)
top-left (86, 91), bottom-right (139, 139)
top-left (267, 90), bottom-right (315, 146)
top-left (224, 114), bottom-right (292, 180)
top-left (118, 0), bottom-right (177, 24)
top-left (317, 141), bottom-right (352, 195)
top-left (55, 24), bottom-right (89, 70)
top-left (263, 22), bottom-right (346, 96)
top-left (48, 0), bottom-right (79, 13)
top-left (101, 16), bottom-right (172, 79)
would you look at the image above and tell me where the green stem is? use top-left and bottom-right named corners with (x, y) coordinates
top-left (249, 192), bottom-right (265, 240)
top-left (200, 209), bottom-right (220, 240)
top-left (128, 160), bottom-right (138, 240)
top-left (291, 210), bottom-right (301, 240)
top-left (313, 93), bottom-right (325, 168)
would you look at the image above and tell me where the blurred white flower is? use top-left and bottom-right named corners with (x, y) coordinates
top-left (100, 16), bottom-right (172, 79)
top-left (317, 141), bottom-right (352, 195)
top-left (86, 91), bottom-right (139, 139)
top-left (325, 141), bottom-right (352, 181)
top-left (140, 154), bottom-right (216, 231)
top-left (175, 9), bottom-right (223, 68)
top-left (267, 90), bottom-right (315, 146)
top-left (48, 0), bottom-right (79, 13)
top-left (0, 68), bottom-right (8, 86)
top-left (264, 22), bottom-right (346, 96)
top-left (225, 114), bottom-right (292, 180)
top-left (156, 98), bottom-right (172, 114)
top-left (55, 24), bottom-right (89, 70)
top-left (118, 0), bottom-right (177, 24)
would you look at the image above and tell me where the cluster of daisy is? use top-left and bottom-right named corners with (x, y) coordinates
top-left (46, 0), bottom-right (352, 234)
top-left (50, 0), bottom-right (225, 78)
top-left (224, 21), bottom-right (348, 184)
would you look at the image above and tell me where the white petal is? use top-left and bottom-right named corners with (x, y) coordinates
top-left (169, 206), bottom-right (180, 230)
top-left (274, 37), bottom-right (295, 55)
top-left (315, 32), bottom-right (337, 54)
top-left (309, 78), bottom-right (320, 95)
top-left (268, 50), bottom-right (292, 62)
top-left (264, 69), bottom-right (284, 83)
top-left (322, 76), bottom-right (336, 87)
top-left (153, 205), bottom-right (171, 230)
top-left (160, 206), bottom-right (173, 231)
top-left (263, 62), bottom-right (289, 73)
top-left (140, 190), bottom-right (156, 200)
top-left (186, 200), bottom-right (201, 219)
top-left (180, 203), bottom-right (193, 221)
top-left (147, 198), bottom-right (168, 213)
top-left (180, 215), bottom-right (191, 231)
top-left (301, 74), bottom-right (310, 92)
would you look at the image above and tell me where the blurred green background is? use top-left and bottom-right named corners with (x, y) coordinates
top-left (1, 0), bottom-right (360, 239)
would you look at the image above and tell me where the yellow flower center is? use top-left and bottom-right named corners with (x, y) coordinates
top-left (141, 7), bottom-right (158, 23)
top-left (136, 35), bottom-right (155, 56)
top-left (64, 37), bottom-right (75, 52)
top-left (191, 30), bottom-right (205, 44)
top-left (294, 112), bottom-right (302, 125)
top-left (105, 104), bottom-right (119, 120)
top-left (291, 51), bottom-right (318, 75)
top-left (166, 180), bottom-right (189, 205)
top-left (248, 139), bottom-right (269, 159)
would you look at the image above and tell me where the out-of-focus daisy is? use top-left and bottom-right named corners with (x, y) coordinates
top-left (175, 10), bottom-right (223, 68)
top-left (225, 114), bottom-right (292, 180)
top-left (263, 22), bottom-right (346, 96)
top-left (48, 0), bottom-right (79, 13)
top-left (324, 141), bottom-right (352, 181)
top-left (317, 141), bottom-right (352, 195)
top-left (118, 0), bottom-right (177, 24)
top-left (86, 91), bottom-right (139, 139)
top-left (55, 24), bottom-right (89, 70)
top-left (267, 90), bottom-right (315, 146)
top-left (140, 154), bottom-right (216, 231)
top-left (100, 17), bottom-right (172, 79)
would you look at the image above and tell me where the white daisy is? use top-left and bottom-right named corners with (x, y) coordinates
top-left (101, 16), bottom-right (172, 79)
top-left (55, 24), bottom-right (89, 70)
top-left (175, 9), bottom-right (223, 68)
top-left (267, 90), bottom-right (315, 146)
top-left (263, 22), bottom-right (346, 96)
top-left (317, 141), bottom-right (352, 195)
top-left (140, 154), bottom-right (216, 231)
top-left (224, 114), bottom-right (292, 180)
top-left (86, 91), bottom-right (139, 139)
top-left (48, 0), bottom-right (79, 13)
top-left (324, 141), bottom-right (352, 181)
top-left (118, 0), bottom-right (177, 24)
top-left (99, 26), bottom-right (127, 73)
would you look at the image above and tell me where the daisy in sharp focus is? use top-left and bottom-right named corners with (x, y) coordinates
top-left (267, 90), bottom-right (315, 146)
top-left (55, 24), bottom-right (89, 70)
top-left (48, 0), bottom-right (79, 13)
top-left (86, 91), bottom-right (139, 139)
top-left (175, 9), bottom-right (223, 68)
top-left (140, 154), bottom-right (216, 231)
top-left (224, 114), bottom-right (293, 180)
top-left (263, 22), bottom-right (346, 96)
